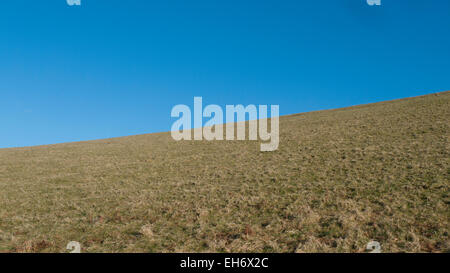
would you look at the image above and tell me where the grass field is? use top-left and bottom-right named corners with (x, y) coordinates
top-left (0, 91), bottom-right (448, 253)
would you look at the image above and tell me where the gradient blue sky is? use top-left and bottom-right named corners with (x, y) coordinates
top-left (1, 0), bottom-right (449, 148)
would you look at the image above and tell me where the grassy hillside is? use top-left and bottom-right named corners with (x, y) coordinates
top-left (0, 91), bottom-right (448, 253)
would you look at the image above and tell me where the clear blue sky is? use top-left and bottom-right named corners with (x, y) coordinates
top-left (1, 0), bottom-right (449, 148)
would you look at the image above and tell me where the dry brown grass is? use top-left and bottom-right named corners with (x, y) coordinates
top-left (0, 91), bottom-right (449, 253)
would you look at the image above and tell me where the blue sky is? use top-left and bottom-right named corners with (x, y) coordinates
top-left (0, 0), bottom-right (449, 148)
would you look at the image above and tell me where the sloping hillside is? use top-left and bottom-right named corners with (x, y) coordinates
top-left (0, 91), bottom-right (448, 253)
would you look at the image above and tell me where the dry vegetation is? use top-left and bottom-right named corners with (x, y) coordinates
top-left (0, 92), bottom-right (449, 253)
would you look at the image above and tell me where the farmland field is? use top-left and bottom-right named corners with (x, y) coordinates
top-left (0, 91), bottom-right (448, 253)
